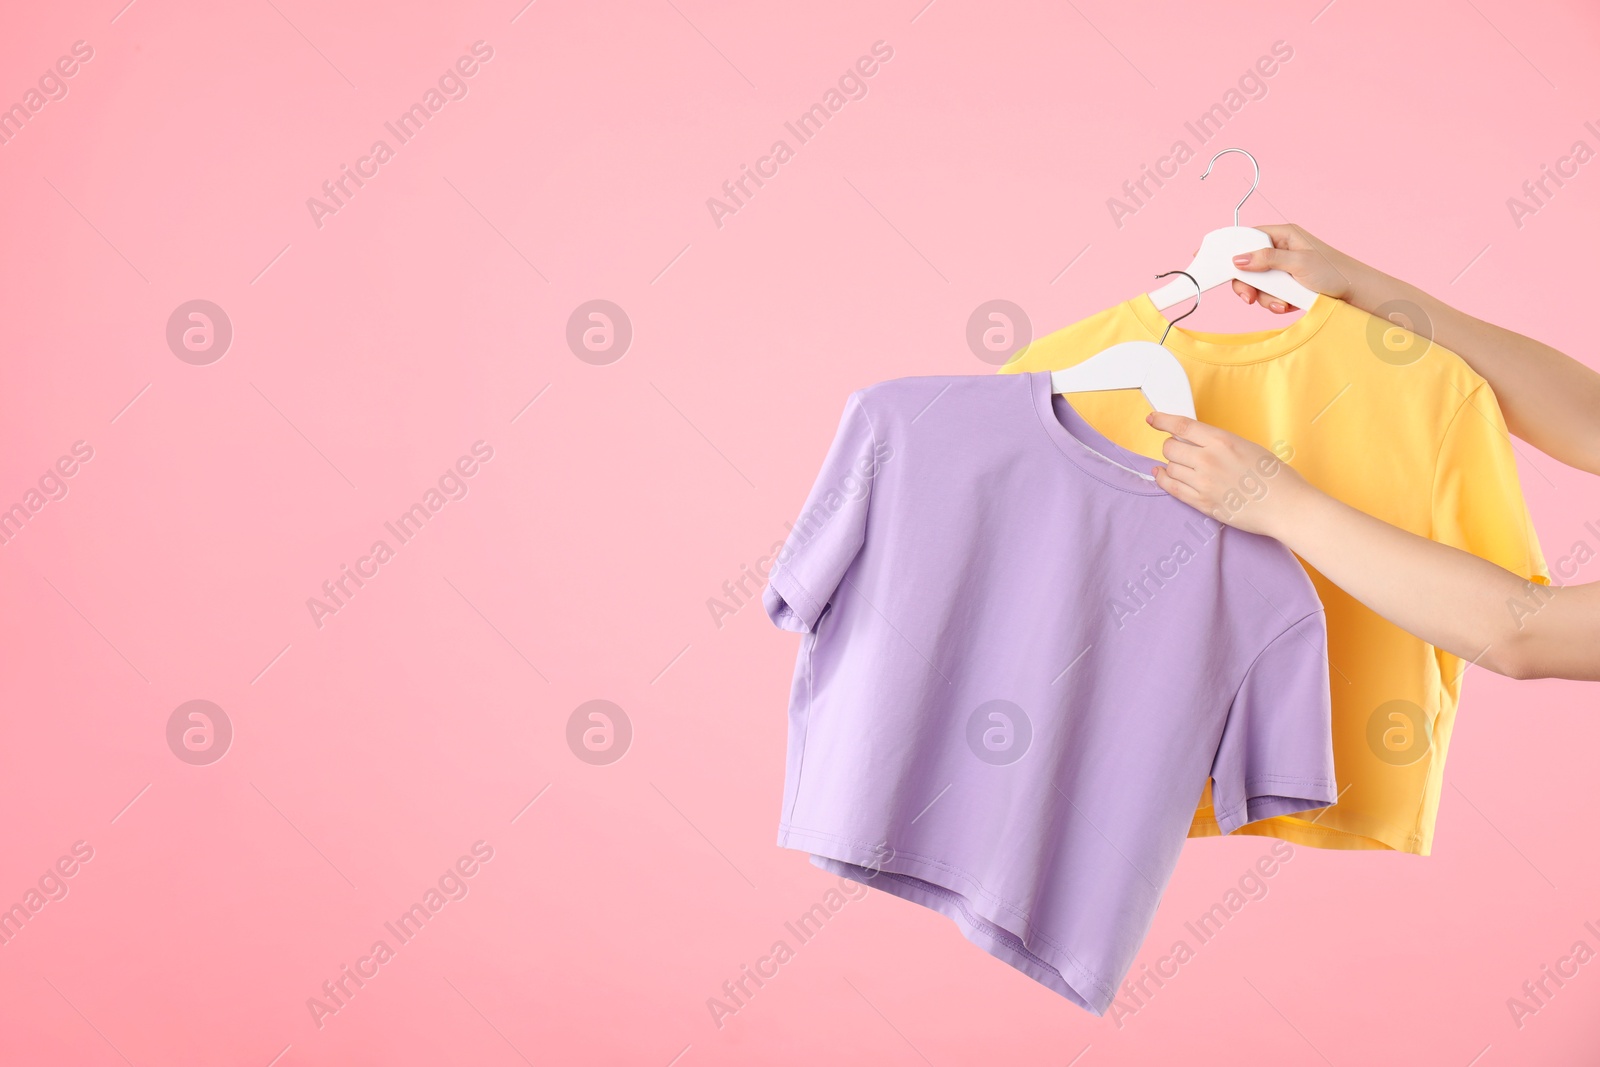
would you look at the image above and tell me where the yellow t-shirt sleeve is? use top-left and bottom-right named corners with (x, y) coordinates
top-left (1430, 380), bottom-right (1551, 692)
top-left (1430, 381), bottom-right (1549, 583)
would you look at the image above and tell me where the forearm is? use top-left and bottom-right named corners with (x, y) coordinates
top-left (1343, 269), bottom-right (1600, 474)
top-left (1272, 488), bottom-right (1600, 681)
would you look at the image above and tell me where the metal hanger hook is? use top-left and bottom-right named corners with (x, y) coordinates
top-left (1199, 147), bottom-right (1259, 227)
top-left (1152, 270), bottom-right (1200, 345)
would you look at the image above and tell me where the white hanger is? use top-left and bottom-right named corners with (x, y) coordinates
top-left (1148, 148), bottom-right (1319, 313)
top-left (1051, 269), bottom-right (1199, 420)
top-left (1049, 271), bottom-right (1199, 481)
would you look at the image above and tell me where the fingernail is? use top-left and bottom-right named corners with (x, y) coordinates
top-left (1270, 301), bottom-right (1287, 312)
top-left (1232, 254), bottom-right (1251, 266)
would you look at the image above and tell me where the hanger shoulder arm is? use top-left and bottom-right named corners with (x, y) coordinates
top-left (1050, 341), bottom-right (1195, 419)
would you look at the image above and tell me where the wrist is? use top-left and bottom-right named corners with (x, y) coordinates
top-left (1256, 465), bottom-right (1322, 542)
top-left (1338, 260), bottom-right (1408, 316)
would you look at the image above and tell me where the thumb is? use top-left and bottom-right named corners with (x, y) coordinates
top-left (1231, 246), bottom-right (1292, 274)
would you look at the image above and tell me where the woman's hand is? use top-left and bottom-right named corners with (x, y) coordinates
top-left (1146, 412), bottom-right (1317, 538)
top-left (1228, 223), bottom-right (1371, 313)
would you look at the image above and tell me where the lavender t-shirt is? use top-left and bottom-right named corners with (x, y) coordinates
top-left (764, 372), bottom-right (1335, 1014)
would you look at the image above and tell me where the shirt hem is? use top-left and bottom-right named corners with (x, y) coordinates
top-left (1188, 807), bottom-right (1431, 855)
top-left (1210, 776), bottom-right (1340, 837)
top-left (777, 823), bottom-right (1122, 1014)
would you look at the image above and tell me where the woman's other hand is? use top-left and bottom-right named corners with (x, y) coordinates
top-left (1146, 411), bottom-right (1315, 537)
top-left (1228, 223), bottom-right (1367, 313)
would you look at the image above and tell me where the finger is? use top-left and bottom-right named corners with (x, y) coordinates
top-left (1154, 450), bottom-right (1199, 481)
top-left (1230, 246), bottom-right (1293, 274)
top-left (1160, 436), bottom-right (1204, 467)
top-left (1157, 455), bottom-right (1209, 498)
top-left (1232, 248), bottom-right (1312, 313)
top-left (1246, 246), bottom-right (1324, 286)
top-left (1145, 411), bottom-right (1216, 442)
top-left (1153, 465), bottom-right (1204, 508)
top-left (1230, 279), bottom-right (1260, 304)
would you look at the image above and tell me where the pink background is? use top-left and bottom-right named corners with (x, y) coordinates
top-left (3, 0), bottom-right (1598, 1063)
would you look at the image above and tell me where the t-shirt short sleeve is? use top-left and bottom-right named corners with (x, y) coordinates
top-left (1431, 382), bottom-right (1550, 690)
top-left (1210, 612), bottom-right (1338, 836)
top-left (764, 393), bottom-right (884, 633)
top-left (1432, 382), bottom-right (1549, 584)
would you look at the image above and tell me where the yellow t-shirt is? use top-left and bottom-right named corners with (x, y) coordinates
top-left (1001, 294), bottom-right (1548, 855)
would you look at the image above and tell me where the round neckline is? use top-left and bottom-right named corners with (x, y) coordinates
top-left (1126, 291), bottom-right (1338, 365)
top-left (1028, 371), bottom-right (1166, 496)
